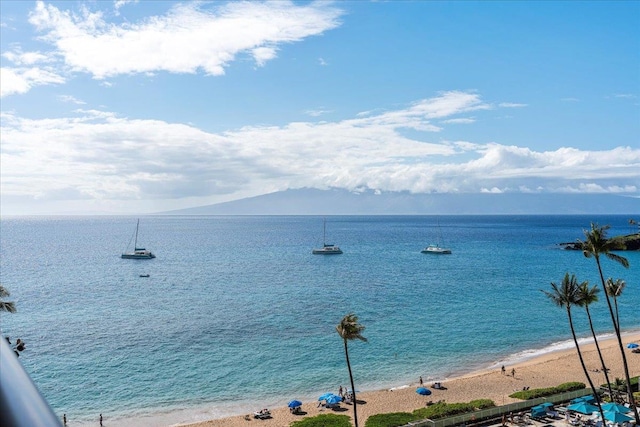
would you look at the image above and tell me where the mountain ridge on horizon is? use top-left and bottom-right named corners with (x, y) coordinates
top-left (160, 188), bottom-right (640, 215)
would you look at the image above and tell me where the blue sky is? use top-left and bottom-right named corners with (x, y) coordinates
top-left (1, 0), bottom-right (638, 215)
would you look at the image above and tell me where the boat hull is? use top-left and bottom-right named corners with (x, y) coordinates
top-left (121, 251), bottom-right (155, 259)
top-left (421, 246), bottom-right (451, 254)
top-left (312, 246), bottom-right (343, 255)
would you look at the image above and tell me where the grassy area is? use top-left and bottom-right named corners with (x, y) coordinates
top-left (509, 382), bottom-right (585, 400)
top-left (290, 413), bottom-right (352, 427)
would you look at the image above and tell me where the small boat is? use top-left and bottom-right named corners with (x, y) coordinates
top-left (421, 219), bottom-right (451, 255)
top-left (121, 219), bottom-right (155, 259)
top-left (139, 274), bottom-right (150, 278)
top-left (312, 218), bottom-right (343, 255)
top-left (421, 244), bottom-right (451, 255)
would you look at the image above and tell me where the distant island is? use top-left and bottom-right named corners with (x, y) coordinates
top-left (560, 233), bottom-right (640, 251)
top-left (160, 188), bottom-right (640, 216)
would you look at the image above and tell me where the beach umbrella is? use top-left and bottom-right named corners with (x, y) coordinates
top-left (288, 400), bottom-right (302, 408)
top-left (567, 402), bottom-right (599, 415)
top-left (571, 395), bottom-right (596, 404)
top-left (325, 395), bottom-right (342, 405)
top-left (530, 408), bottom-right (547, 418)
top-left (627, 343), bottom-right (639, 349)
top-left (602, 402), bottom-right (630, 413)
top-left (539, 402), bottom-right (554, 408)
top-left (603, 411), bottom-right (633, 423)
top-left (416, 387), bottom-right (431, 396)
top-left (318, 393), bottom-right (334, 401)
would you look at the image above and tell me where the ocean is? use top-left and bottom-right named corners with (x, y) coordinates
top-left (0, 215), bottom-right (638, 426)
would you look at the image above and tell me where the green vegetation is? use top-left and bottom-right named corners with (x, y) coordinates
top-left (412, 399), bottom-right (496, 420)
top-left (0, 284), bottom-right (17, 313)
top-left (0, 284), bottom-right (26, 357)
top-left (609, 376), bottom-right (639, 392)
top-left (581, 223), bottom-right (638, 424)
top-left (509, 382), bottom-right (585, 399)
top-left (290, 413), bottom-right (352, 427)
top-left (364, 412), bottom-right (417, 427)
top-left (542, 273), bottom-right (606, 421)
top-left (363, 399), bottom-right (498, 427)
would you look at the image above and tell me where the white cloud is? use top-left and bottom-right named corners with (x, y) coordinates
top-left (305, 108), bottom-right (332, 117)
top-left (114, 0), bottom-right (138, 12)
top-left (481, 187), bottom-right (503, 193)
top-left (58, 94), bottom-right (86, 104)
top-left (498, 102), bottom-right (527, 108)
top-left (27, 0), bottom-right (344, 79)
top-left (441, 118), bottom-right (475, 124)
top-left (613, 93), bottom-right (636, 99)
top-left (2, 50), bottom-right (51, 65)
top-left (1, 91), bottom-right (638, 213)
top-left (0, 66), bottom-right (65, 97)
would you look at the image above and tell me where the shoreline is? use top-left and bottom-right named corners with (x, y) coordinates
top-left (175, 331), bottom-right (640, 427)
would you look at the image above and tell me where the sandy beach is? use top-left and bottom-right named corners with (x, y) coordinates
top-left (183, 333), bottom-right (640, 427)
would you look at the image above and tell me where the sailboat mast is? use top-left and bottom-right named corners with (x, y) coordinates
top-left (134, 219), bottom-right (140, 249)
top-left (323, 218), bottom-right (327, 246)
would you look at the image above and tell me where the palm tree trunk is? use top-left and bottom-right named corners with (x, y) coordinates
top-left (344, 338), bottom-right (359, 427)
top-left (584, 305), bottom-right (614, 399)
top-left (567, 307), bottom-right (607, 423)
top-left (595, 257), bottom-right (639, 423)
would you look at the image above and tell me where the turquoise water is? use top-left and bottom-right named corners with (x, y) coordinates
top-left (0, 215), bottom-right (638, 426)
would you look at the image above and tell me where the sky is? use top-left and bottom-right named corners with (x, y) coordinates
top-left (0, 0), bottom-right (639, 215)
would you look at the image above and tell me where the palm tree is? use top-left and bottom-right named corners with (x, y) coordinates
top-left (0, 285), bottom-right (17, 313)
top-left (581, 223), bottom-right (638, 422)
top-left (605, 278), bottom-right (625, 330)
top-left (542, 273), bottom-right (606, 422)
top-left (576, 281), bottom-right (613, 399)
top-left (336, 313), bottom-right (367, 427)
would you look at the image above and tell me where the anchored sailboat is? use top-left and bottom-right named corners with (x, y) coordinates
top-left (312, 218), bottom-right (343, 255)
top-left (421, 219), bottom-right (451, 255)
top-left (121, 219), bottom-right (155, 259)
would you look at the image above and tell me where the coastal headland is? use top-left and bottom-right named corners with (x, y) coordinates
top-left (560, 233), bottom-right (640, 251)
top-left (183, 332), bottom-right (640, 427)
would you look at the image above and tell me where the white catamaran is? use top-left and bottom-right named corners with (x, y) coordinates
top-left (121, 219), bottom-right (155, 259)
top-left (421, 219), bottom-right (451, 255)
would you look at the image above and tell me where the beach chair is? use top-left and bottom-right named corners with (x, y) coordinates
top-left (253, 409), bottom-right (271, 419)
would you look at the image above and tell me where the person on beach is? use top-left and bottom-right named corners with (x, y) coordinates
top-left (419, 376), bottom-right (423, 386)
top-left (100, 413), bottom-right (103, 426)
top-left (501, 365), bottom-right (505, 374)
top-left (63, 414), bottom-right (67, 426)
top-left (339, 385), bottom-right (343, 397)
top-left (511, 368), bottom-right (515, 377)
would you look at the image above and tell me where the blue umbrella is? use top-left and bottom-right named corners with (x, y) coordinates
top-left (288, 400), bottom-right (302, 408)
top-left (539, 402), bottom-right (554, 408)
top-left (318, 393), bottom-right (334, 401)
top-left (603, 411), bottom-right (633, 423)
top-left (530, 408), bottom-right (547, 418)
top-left (627, 343), bottom-right (639, 349)
top-left (416, 387), bottom-right (432, 396)
top-left (567, 402), bottom-right (599, 415)
top-left (602, 402), bottom-right (630, 413)
top-left (571, 395), bottom-right (596, 404)
top-left (326, 394), bottom-right (342, 405)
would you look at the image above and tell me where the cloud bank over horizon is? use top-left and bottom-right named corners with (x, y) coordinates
top-left (2, 91), bottom-right (638, 214)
